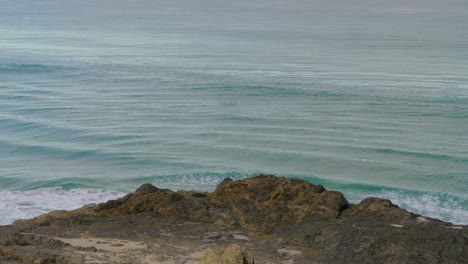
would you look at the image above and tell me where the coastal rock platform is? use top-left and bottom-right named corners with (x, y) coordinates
top-left (0, 175), bottom-right (466, 263)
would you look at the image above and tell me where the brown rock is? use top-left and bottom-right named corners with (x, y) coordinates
top-left (221, 244), bottom-right (254, 264)
top-left (97, 187), bottom-right (212, 222)
top-left (208, 175), bottom-right (348, 231)
top-left (201, 244), bottom-right (255, 264)
top-left (200, 247), bottom-right (222, 264)
top-left (340, 197), bottom-right (417, 223)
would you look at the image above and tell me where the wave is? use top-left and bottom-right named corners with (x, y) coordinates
top-left (194, 83), bottom-right (362, 98)
top-left (342, 187), bottom-right (468, 225)
top-left (0, 188), bottom-right (126, 226)
top-left (0, 139), bottom-right (140, 163)
top-left (0, 113), bottom-right (143, 143)
top-left (283, 175), bottom-right (468, 224)
top-left (122, 171), bottom-right (259, 191)
top-left (0, 63), bottom-right (67, 74)
top-left (0, 171), bottom-right (257, 225)
top-left (367, 147), bottom-right (468, 163)
top-left (376, 190), bottom-right (467, 225)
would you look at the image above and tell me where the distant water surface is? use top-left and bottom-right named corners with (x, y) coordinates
top-left (1, 0), bottom-right (467, 225)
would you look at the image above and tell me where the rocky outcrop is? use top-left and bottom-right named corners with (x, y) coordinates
top-left (0, 232), bottom-right (84, 264)
top-left (96, 183), bottom-right (212, 222)
top-left (3, 175), bottom-right (467, 264)
top-left (208, 175), bottom-right (348, 231)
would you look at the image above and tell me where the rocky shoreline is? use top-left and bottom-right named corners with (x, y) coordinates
top-left (0, 175), bottom-right (466, 263)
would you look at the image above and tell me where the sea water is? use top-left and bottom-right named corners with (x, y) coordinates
top-left (1, 0), bottom-right (467, 225)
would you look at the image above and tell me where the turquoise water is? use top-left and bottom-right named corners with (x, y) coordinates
top-left (1, 0), bottom-right (467, 225)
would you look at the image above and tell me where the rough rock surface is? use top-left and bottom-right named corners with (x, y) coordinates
top-left (200, 244), bottom-right (255, 264)
top-left (97, 183), bottom-right (212, 222)
top-left (208, 176), bottom-right (348, 232)
top-left (1, 175), bottom-right (467, 264)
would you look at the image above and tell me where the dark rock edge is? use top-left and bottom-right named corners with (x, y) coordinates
top-left (1, 174), bottom-right (467, 264)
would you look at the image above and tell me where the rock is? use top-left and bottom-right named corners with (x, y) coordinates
top-left (231, 234), bottom-right (249, 241)
top-left (340, 197), bottom-right (417, 223)
top-left (205, 232), bottom-right (222, 239)
top-left (277, 248), bottom-right (302, 256)
top-left (135, 183), bottom-right (160, 194)
top-left (96, 186), bottom-right (212, 222)
top-left (200, 247), bottom-right (222, 264)
top-left (177, 190), bottom-right (209, 198)
top-left (80, 231), bottom-right (93, 238)
top-left (221, 244), bottom-right (255, 264)
top-left (4, 175), bottom-right (467, 264)
top-left (0, 239), bottom-right (83, 264)
top-left (208, 175), bottom-right (348, 232)
top-left (200, 244), bottom-right (254, 264)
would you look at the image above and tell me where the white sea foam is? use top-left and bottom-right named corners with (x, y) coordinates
top-left (379, 192), bottom-right (468, 225)
top-left (0, 188), bottom-right (126, 226)
top-left (345, 191), bottom-right (468, 225)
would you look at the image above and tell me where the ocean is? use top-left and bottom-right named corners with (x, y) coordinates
top-left (1, 0), bottom-right (467, 225)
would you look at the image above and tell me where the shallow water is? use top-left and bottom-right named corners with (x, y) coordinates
top-left (1, 0), bottom-right (467, 225)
